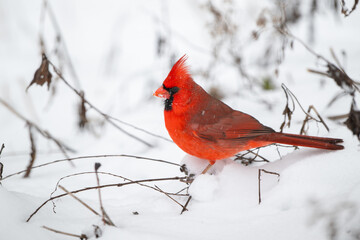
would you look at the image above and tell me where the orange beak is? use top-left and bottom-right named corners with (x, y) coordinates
top-left (153, 85), bottom-right (170, 99)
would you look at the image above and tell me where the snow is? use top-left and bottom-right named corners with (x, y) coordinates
top-left (1, 0), bottom-right (360, 239)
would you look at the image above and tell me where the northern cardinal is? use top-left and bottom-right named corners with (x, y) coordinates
top-left (154, 55), bottom-right (344, 166)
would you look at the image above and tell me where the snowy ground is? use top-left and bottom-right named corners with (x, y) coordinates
top-left (1, 0), bottom-right (360, 239)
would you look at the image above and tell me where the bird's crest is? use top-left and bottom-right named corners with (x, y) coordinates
top-left (163, 55), bottom-right (191, 88)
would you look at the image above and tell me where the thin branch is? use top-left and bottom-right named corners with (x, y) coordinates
top-left (58, 185), bottom-right (100, 217)
top-left (0, 143), bottom-right (3, 183)
top-left (3, 154), bottom-right (180, 180)
top-left (107, 115), bottom-right (173, 143)
top-left (42, 225), bottom-right (88, 239)
top-left (48, 61), bottom-right (153, 148)
top-left (300, 105), bottom-right (329, 135)
top-left (155, 185), bottom-right (186, 209)
top-left (278, 29), bottom-right (360, 93)
top-left (51, 171), bottom-right (188, 199)
top-left (282, 84), bottom-right (324, 122)
top-left (0, 97), bottom-right (75, 165)
top-left (258, 169), bottom-right (280, 204)
top-left (328, 113), bottom-right (349, 121)
top-left (24, 125), bottom-right (37, 178)
top-left (42, 0), bottom-right (82, 89)
top-left (27, 176), bottom-right (187, 222)
top-left (94, 163), bottom-right (115, 226)
top-left (0, 143), bottom-right (4, 156)
top-left (181, 196), bottom-right (192, 214)
top-left (246, 149), bottom-right (270, 162)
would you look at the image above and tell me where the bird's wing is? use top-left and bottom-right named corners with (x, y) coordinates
top-left (190, 111), bottom-right (274, 143)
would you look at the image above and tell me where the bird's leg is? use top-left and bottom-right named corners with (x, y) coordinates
top-left (180, 163), bottom-right (213, 214)
top-left (201, 163), bottom-right (213, 174)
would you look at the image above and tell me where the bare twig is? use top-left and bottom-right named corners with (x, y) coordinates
top-left (42, 0), bottom-right (82, 89)
top-left (107, 115), bottom-right (173, 143)
top-left (300, 105), bottom-right (330, 135)
top-left (27, 176), bottom-right (187, 222)
top-left (280, 84), bottom-right (327, 133)
top-left (48, 60), bottom-right (153, 148)
top-left (0, 97), bottom-right (75, 165)
top-left (50, 171), bottom-right (187, 218)
top-left (278, 29), bottom-right (359, 94)
top-left (280, 83), bottom-right (296, 132)
top-left (24, 125), bottom-right (37, 178)
top-left (235, 148), bottom-right (270, 165)
top-left (94, 163), bottom-right (115, 226)
top-left (328, 113), bottom-right (349, 121)
top-left (58, 185), bottom-right (100, 217)
top-left (0, 143), bottom-right (4, 156)
top-left (42, 225), bottom-right (88, 239)
top-left (258, 169), bottom-right (280, 204)
top-left (0, 162), bottom-right (3, 184)
top-left (3, 154), bottom-right (180, 180)
top-left (51, 172), bottom-right (188, 200)
top-left (181, 196), bottom-right (192, 214)
top-left (155, 185), bottom-right (186, 209)
top-left (0, 143), bottom-right (4, 184)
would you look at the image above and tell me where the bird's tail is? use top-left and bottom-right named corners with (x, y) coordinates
top-left (266, 133), bottom-right (344, 150)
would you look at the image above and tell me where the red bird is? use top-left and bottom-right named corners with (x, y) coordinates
top-left (154, 55), bottom-right (343, 168)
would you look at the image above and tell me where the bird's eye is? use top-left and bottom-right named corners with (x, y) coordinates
top-left (163, 84), bottom-right (179, 95)
top-left (170, 87), bottom-right (179, 94)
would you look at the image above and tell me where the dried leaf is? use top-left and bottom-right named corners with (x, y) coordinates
top-left (280, 84), bottom-right (295, 132)
top-left (94, 162), bottom-right (101, 171)
top-left (256, 12), bottom-right (267, 27)
top-left (345, 102), bottom-right (360, 140)
top-left (27, 53), bottom-right (52, 91)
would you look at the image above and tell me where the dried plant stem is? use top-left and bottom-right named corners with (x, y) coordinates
top-left (278, 29), bottom-right (359, 93)
top-left (181, 196), bottom-right (192, 214)
top-left (58, 185), bottom-right (100, 217)
top-left (94, 163), bottom-right (115, 226)
top-left (0, 143), bottom-right (5, 156)
top-left (155, 185), bottom-right (186, 209)
top-left (42, 0), bottom-right (82, 89)
top-left (48, 61), bottom-right (153, 148)
top-left (52, 172), bottom-right (188, 200)
top-left (107, 115), bottom-right (173, 143)
top-left (300, 105), bottom-right (329, 135)
top-left (328, 113), bottom-right (349, 121)
top-left (3, 154), bottom-right (180, 180)
top-left (0, 143), bottom-right (3, 183)
top-left (0, 97), bottom-right (75, 166)
top-left (27, 176), bottom-right (187, 222)
top-left (42, 225), bottom-right (88, 239)
top-left (24, 125), bottom-right (37, 178)
top-left (258, 169), bottom-right (280, 204)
